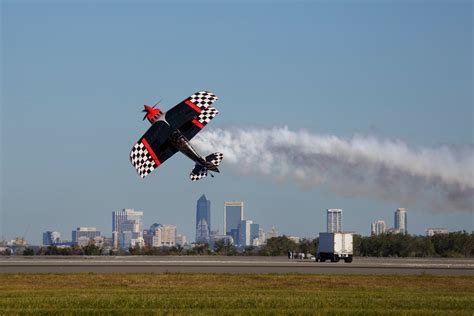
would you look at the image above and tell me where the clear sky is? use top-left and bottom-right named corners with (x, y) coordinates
top-left (1, 1), bottom-right (472, 244)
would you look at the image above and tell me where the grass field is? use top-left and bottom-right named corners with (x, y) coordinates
top-left (0, 273), bottom-right (473, 315)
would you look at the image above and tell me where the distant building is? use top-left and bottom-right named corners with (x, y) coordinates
top-left (176, 234), bottom-right (187, 246)
top-left (196, 219), bottom-right (210, 244)
top-left (224, 201), bottom-right (244, 236)
top-left (210, 234), bottom-right (234, 246)
top-left (112, 209), bottom-right (143, 249)
top-left (76, 236), bottom-right (104, 248)
top-left (265, 226), bottom-right (279, 241)
top-left (287, 236), bottom-right (300, 244)
top-left (250, 223), bottom-right (260, 246)
top-left (72, 227), bottom-right (100, 244)
top-left (426, 228), bottom-right (449, 237)
top-left (386, 228), bottom-right (401, 234)
top-left (238, 220), bottom-right (253, 247)
top-left (196, 195), bottom-right (211, 243)
top-left (43, 231), bottom-right (61, 246)
top-left (144, 224), bottom-right (177, 248)
top-left (394, 208), bottom-right (407, 234)
top-left (258, 228), bottom-right (266, 245)
top-left (327, 209), bottom-right (343, 233)
top-left (371, 220), bottom-right (386, 236)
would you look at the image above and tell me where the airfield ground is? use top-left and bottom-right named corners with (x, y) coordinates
top-left (0, 273), bottom-right (473, 315)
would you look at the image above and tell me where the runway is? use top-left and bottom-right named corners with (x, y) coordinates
top-left (1, 256), bottom-right (473, 275)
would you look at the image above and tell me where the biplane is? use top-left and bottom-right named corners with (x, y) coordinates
top-left (130, 91), bottom-right (223, 181)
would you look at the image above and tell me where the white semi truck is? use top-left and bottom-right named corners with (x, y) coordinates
top-left (316, 232), bottom-right (353, 263)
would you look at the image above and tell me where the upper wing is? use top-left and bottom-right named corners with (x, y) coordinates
top-left (165, 91), bottom-right (219, 140)
top-left (130, 121), bottom-right (178, 178)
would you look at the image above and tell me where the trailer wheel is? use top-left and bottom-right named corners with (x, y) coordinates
top-left (330, 256), bottom-right (336, 262)
top-left (344, 256), bottom-right (353, 263)
top-left (335, 256), bottom-right (340, 263)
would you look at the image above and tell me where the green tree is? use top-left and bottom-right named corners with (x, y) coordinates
top-left (259, 236), bottom-right (298, 256)
top-left (22, 248), bottom-right (34, 256)
top-left (82, 241), bottom-right (102, 256)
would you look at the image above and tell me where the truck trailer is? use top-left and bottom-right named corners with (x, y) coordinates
top-left (317, 232), bottom-right (353, 263)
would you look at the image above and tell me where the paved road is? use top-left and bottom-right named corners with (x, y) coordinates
top-left (1, 256), bottom-right (473, 275)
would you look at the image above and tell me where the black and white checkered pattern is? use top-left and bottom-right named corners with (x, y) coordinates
top-left (190, 91), bottom-right (218, 109)
top-left (207, 152), bottom-right (224, 167)
top-left (130, 141), bottom-right (157, 178)
top-left (190, 168), bottom-right (208, 181)
top-left (197, 106), bottom-right (218, 126)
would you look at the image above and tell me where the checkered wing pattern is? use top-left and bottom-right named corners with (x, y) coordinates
top-left (197, 106), bottom-right (218, 126)
top-left (130, 142), bottom-right (157, 178)
top-left (190, 165), bottom-right (208, 182)
top-left (206, 152), bottom-right (224, 167)
top-left (190, 91), bottom-right (218, 109)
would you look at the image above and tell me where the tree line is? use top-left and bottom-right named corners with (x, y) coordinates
top-left (2, 231), bottom-right (472, 257)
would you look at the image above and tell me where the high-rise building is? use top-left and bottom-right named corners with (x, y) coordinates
top-left (327, 209), bottom-right (343, 233)
top-left (224, 201), bottom-right (244, 236)
top-left (250, 223), bottom-right (260, 246)
top-left (112, 209), bottom-right (143, 249)
top-left (371, 220), bottom-right (386, 236)
top-left (394, 208), bottom-right (407, 235)
top-left (196, 195), bottom-right (211, 243)
top-left (72, 227), bottom-right (100, 244)
top-left (43, 231), bottom-right (61, 246)
top-left (238, 220), bottom-right (253, 247)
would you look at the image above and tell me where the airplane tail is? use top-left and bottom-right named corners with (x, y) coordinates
top-left (190, 164), bottom-right (208, 181)
top-left (205, 152), bottom-right (224, 171)
top-left (189, 153), bottom-right (224, 181)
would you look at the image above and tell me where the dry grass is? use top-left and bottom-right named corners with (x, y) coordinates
top-left (0, 273), bottom-right (473, 315)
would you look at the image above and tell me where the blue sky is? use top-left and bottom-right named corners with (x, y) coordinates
top-left (1, 1), bottom-right (472, 244)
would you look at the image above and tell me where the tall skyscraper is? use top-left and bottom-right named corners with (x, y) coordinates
top-left (238, 220), bottom-right (253, 247)
top-left (371, 220), bottom-right (386, 236)
top-left (112, 209), bottom-right (143, 249)
top-left (327, 209), bottom-right (343, 233)
top-left (43, 231), bottom-right (61, 246)
top-left (224, 201), bottom-right (244, 236)
top-left (196, 195), bottom-right (211, 243)
top-left (250, 223), bottom-right (260, 246)
top-left (394, 208), bottom-right (407, 234)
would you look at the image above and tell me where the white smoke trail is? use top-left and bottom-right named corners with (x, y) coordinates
top-left (192, 127), bottom-right (474, 212)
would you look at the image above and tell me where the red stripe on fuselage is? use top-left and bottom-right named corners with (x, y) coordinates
top-left (192, 119), bottom-right (204, 129)
top-left (141, 138), bottom-right (161, 166)
top-left (185, 100), bottom-right (202, 113)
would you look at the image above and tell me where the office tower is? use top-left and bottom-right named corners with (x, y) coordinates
top-left (43, 231), bottom-right (61, 246)
top-left (394, 208), bottom-right (407, 234)
top-left (72, 227), bottom-right (100, 244)
top-left (250, 223), bottom-right (260, 246)
top-left (371, 220), bottom-right (386, 236)
top-left (238, 220), bottom-right (253, 247)
top-left (224, 201), bottom-right (244, 236)
top-left (327, 209), bottom-right (343, 233)
top-left (112, 209), bottom-right (143, 249)
top-left (196, 195), bottom-right (211, 243)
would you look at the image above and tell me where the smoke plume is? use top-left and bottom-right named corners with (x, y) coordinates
top-left (192, 127), bottom-right (474, 212)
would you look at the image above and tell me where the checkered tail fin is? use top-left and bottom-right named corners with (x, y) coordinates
top-left (190, 164), bottom-right (208, 182)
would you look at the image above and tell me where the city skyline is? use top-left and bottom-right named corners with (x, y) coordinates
top-left (1, 196), bottom-right (462, 246)
top-left (2, 2), bottom-right (472, 244)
